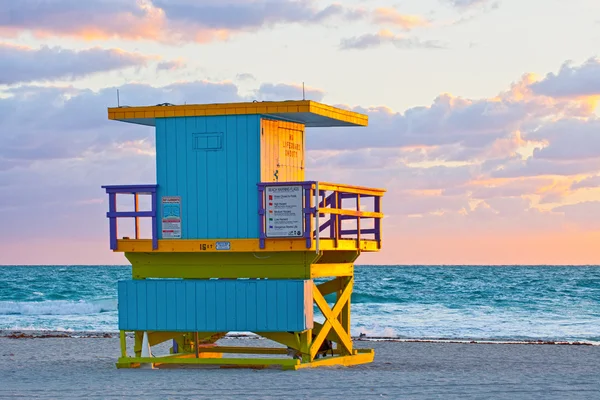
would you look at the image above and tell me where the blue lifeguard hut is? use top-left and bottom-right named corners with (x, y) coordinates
top-left (102, 100), bottom-right (385, 369)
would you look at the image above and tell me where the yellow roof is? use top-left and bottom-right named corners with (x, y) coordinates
top-left (107, 100), bottom-right (368, 127)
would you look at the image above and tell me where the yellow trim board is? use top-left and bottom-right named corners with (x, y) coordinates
top-left (115, 238), bottom-right (381, 253)
top-left (108, 100), bottom-right (368, 128)
top-left (126, 251), bottom-right (352, 279)
top-left (317, 182), bottom-right (386, 196)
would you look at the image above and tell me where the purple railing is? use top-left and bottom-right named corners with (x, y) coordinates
top-left (258, 181), bottom-right (384, 250)
top-left (101, 184), bottom-right (158, 250)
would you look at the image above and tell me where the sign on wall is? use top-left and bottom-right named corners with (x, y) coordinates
top-left (265, 185), bottom-right (304, 238)
top-left (162, 196), bottom-right (181, 239)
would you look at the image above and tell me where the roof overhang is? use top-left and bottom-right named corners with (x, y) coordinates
top-left (107, 100), bottom-right (368, 128)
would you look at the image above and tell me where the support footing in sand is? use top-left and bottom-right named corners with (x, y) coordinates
top-left (116, 348), bottom-right (374, 370)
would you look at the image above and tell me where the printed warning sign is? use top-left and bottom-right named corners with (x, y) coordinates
top-left (161, 196), bottom-right (181, 239)
top-left (265, 185), bottom-right (304, 238)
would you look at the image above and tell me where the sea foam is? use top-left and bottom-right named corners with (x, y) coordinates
top-left (0, 299), bottom-right (117, 316)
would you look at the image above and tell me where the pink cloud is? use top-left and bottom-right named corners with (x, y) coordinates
top-left (372, 8), bottom-right (430, 30)
top-left (0, 0), bottom-right (357, 44)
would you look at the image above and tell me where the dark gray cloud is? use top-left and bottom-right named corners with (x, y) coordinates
top-left (0, 43), bottom-right (155, 85)
top-left (340, 31), bottom-right (446, 50)
top-left (529, 58), bottom-right (600, 98)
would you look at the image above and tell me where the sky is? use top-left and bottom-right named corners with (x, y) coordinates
top-left (1, 0), bottom-right (600, 265)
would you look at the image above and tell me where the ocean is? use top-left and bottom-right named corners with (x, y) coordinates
top-left (1, 265), bottom-right (598, 344)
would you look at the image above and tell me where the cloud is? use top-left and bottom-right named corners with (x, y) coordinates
top-left (308, 92), bottom-right (535, 152)
top-left (489, 157), bottom-right (600, 178)
top-left (371, 8), bottom-right (429, 30)
top-left (385, 192), bottom-right (471, 216)
top-left (236, 73), bottom-right (256, 81)
top-left (529, 58), bottom-right (600, 98)
top-left (0, 0), bottom-right (165, 41)
top-left (156, 59), bottom-right (186, 71)
top-left (0, 0), bottom-right (355, 44)
top-left (340, 30), bottom-right (446, 50)
top-left (526, 118), bottom-right (600, 161)
top-left (571, 175), bottom-right (600, 190)
top-left (553, 201), bottom-right (600, 230)
top-left (253, 83), bottom-right (325, 102)
top-left (0, 42), bottom-right (157, 85)
top-left (445, 0), bottom-right (498, 10)
top-left (465, 178), bottom-right (555, 199)
top-left (153, 0), bottom-right (344, 29)
top-left (0, 82), bottom-right (242, 171)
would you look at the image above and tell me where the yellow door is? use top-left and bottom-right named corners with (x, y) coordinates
top-left (261, 119), bottom-right (305, 182)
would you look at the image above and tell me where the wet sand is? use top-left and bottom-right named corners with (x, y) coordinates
top-left (1, 335), bottom-right (599, 399)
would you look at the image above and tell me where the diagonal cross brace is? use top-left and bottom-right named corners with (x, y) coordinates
top-left (310, 278), bottom-right (354, 359)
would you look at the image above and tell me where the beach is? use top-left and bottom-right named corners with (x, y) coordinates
top-left (1, 334), bottom-right (599, 399)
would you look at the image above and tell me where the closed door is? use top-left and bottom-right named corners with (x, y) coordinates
top-left (260, 119), bottom-right (305, 182)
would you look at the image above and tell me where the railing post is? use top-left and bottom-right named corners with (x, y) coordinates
top-left (356, 194), bottom-right (361, 247)
top-left (151, 190), bottom-right (158, 250)
top-left (304, 185), bottom-right (312, 249)
top-left (334, 191), bottom-right (339, 247)
top-left (108, 192), bottom-right (117, 250)
top-left (258, 185), bottom-right (265, 249)
top-left (315, 182), bottom-right (320, 254)
top-left (375, 195), bottom-right (381, 249)
top-left (134, 193), bottom-right (140, 240)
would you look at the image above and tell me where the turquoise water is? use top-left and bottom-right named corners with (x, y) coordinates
top-left (1, 265), bottom-right (599, 343)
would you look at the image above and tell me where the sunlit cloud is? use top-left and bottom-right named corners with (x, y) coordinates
top-left (372, 8), bottom-right (430, 30)
top-left (0, 0), bottom-right (360, 44)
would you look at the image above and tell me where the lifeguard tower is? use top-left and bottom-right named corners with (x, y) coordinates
top-left (102, 100), bottom-right (385, 370)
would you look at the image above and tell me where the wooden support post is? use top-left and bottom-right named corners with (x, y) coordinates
top-left (300, 329), bottom-right (312, 363)
top-left (120, 330), bottom-right (127, 357)
top-left (341, 276), bottom-right (351, 354)
top-left (310, 277), bottom-right (354, 360)
top-left (134, 331), bottom-right (142, 357)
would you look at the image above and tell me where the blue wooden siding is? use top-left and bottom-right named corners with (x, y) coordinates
top-left (117, 279), bottom-right (313, 332)
top-left (156, 115), bottom-right (261, 239)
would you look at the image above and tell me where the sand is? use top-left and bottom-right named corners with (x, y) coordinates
top-left (1, 335), bottom-right (599, 399)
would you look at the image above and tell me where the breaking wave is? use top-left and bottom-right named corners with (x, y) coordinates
top-left (0, 299), bottom-right (117, 316)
